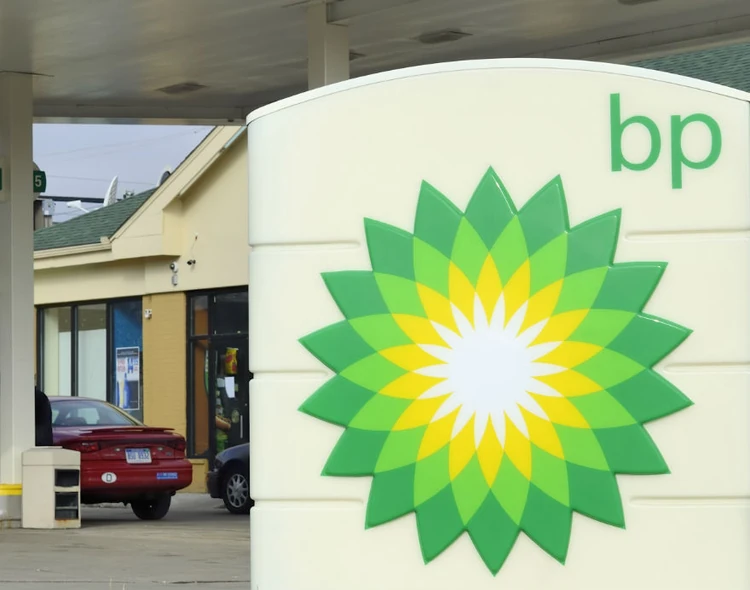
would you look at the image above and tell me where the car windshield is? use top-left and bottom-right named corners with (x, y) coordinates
top-left (51, 399), bottom-right (144, 428)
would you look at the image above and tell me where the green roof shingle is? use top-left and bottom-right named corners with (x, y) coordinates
top-left (34, 189), bottom-right (155, 252)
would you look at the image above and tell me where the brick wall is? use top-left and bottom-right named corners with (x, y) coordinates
top-left (142, 293), bottom-right (187, 435)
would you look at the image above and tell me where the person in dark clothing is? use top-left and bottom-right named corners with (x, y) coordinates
top-left (34, 386), bottom-right (54, 447)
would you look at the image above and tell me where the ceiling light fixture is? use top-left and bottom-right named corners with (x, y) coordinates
top-left (415, 29), bottom-right (471, 45)
top-left (156, 82), bottom-right (207, 95)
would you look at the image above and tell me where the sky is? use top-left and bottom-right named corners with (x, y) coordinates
top-left (33, 124), bottom-right (214, 222)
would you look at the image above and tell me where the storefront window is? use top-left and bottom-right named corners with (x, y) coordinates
top-left (37, 299), bottom-right (142, 410)
top-left (42, 306), bottom-right (72, 396)
top-left (212, 291), bottom-right (248, 335)
top-left (77, 304), bottom-right (107, 401)
top-left (111, 300), bottom-right (144, 421)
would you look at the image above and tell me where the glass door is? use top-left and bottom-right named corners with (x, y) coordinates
top-left (209, 336), bottom-right (250, 456)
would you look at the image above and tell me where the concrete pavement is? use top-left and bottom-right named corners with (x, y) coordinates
top-left (0, 494), bottom-right (249, 589)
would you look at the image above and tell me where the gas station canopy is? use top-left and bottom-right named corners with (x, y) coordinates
top-left (4, 0), bottom-right (749, 124)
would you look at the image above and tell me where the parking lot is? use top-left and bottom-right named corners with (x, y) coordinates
top-left (0, 494), bottom-right (249, 589)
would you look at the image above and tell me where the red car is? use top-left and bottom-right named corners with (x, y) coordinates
top-left (50, 396), bottom-right (193, 520)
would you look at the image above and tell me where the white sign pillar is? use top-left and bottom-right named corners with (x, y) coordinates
top-left (307, 2), bottom-right (349, 90)
top-left (248, 60), bottom-right (750, 589)
top-left (0, 72), bottom-right (35, 522)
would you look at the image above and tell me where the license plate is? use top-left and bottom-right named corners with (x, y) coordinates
top-left (125, 448), bottom-right (152, 464)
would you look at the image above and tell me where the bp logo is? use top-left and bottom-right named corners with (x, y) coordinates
top-left (299, 168), bottom-right (692, 574)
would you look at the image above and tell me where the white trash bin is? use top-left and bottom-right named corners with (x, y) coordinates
top-left (22, 447), bottom-right (81, 529)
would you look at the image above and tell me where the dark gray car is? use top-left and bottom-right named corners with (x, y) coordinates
top-left (207, 443), bottom-right (252, 514)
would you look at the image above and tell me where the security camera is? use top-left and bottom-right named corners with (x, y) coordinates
top-left (169, 261), bottom-right (179, 272)
top-left (186, 259), bottom-right (196, 266)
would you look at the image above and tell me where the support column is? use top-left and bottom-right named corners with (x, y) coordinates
top-left (307, 2), bottom-right (350, 90)
top-left (0, 73), bottom-right (35, 523)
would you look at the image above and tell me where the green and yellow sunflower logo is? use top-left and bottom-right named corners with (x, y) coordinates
top-left (299, 168), bottom-right (692, 574)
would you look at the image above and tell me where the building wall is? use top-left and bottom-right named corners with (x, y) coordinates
top-left (170, 135), bottom-right (250, 293)
top-left (142, 292), bottom-right (186, 433)
top-left (35, 260), bottom-right (147, 306)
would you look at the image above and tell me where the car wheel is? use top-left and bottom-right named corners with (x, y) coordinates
top-left (222, 465), bottom-right (252, 515)
top-left (131, 494), bottom-right (172, 521)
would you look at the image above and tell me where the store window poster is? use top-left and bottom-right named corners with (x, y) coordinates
top-left (115, 346), bottom-right (141, 411)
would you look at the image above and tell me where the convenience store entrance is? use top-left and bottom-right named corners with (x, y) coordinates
top-left (208, 335), bottom-right (250, 455)
top-left (188, 289), bottom-right (250, 463)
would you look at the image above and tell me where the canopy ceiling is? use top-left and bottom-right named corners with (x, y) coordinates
top-left (5, 0), bottom-right (749, 123)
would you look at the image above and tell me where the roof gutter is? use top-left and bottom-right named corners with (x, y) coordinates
top-left (34, 240), bottom-right (112, 260)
